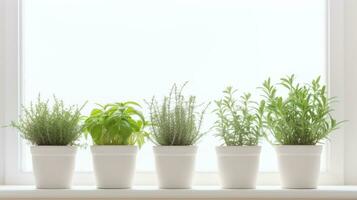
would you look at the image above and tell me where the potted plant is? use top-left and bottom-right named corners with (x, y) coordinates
top-left (83, 101), bottom-right (147, 189)
top-left (10, 96), bottom-right (83, 189)
top-left (147, 83), bottom-right (209, 189)
top-left (214, 87), bottom-right (264, 189)
top-left (260, 75), bottom-right (343, 189)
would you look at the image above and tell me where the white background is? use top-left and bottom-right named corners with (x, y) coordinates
top-left (21, 0), bottom-right (326, 173)
top-left (343, 0), bottom-right (357, 184)
top-left (1, 0), bottom-right (356, 186)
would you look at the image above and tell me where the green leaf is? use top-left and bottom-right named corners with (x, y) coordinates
top-left (260, 75), bottom-right (344, 145)
top-left (83, 101), bottom-right (147, 146)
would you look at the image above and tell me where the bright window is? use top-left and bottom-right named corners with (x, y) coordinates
top-left (21, 0), bottom-right (327, 173)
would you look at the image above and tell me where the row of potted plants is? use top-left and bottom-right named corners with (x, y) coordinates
top-left (9, 75), bottom-right (343, 189)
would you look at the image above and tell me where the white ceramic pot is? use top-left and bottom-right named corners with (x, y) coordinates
top-left (275, 145), bottom-right (322, 189)
top-left (216, 146), bottom-right (261, 189)
top-left (31, 146), bottom-right (77, 189)
top-left (153, 146), bottom-right (197, 189)
top-left (91, 145), bottom-right (138, 188)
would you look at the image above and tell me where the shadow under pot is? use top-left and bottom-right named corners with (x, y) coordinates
top-left (216, 146), bottom-right (261, 189)
top-left (91, 145), bottom-right (138, 189)
top-left (31, 146), bottom-right (77, 189)
top-left (275, 145), bottom-right (322, 189)
top-left (153, 146), bottom-right (197, 189)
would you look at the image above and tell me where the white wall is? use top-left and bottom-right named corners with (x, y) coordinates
top-left (0, 0), bottom-right (6, 184)
top-left (344, 0), bottom-right (357, 185)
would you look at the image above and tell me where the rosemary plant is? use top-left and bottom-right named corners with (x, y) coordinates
top-left (10, 96), bottom-right (83, 146)
top-left (147, 83), bottom-right (209, 146)
top-left (214, 86), bottom-right (264, 146)
top-left (260, 75), bottom-right (343, 145)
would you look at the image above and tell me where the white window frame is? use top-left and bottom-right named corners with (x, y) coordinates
top-left (0, 0), bottom-right (350, 185)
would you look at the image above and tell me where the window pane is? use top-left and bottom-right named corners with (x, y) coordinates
top-left (22, 0), bottom-right (327, 172)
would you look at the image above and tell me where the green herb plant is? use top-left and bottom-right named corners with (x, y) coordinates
top-left (214, 86), bottom-right (264, 146)
top-left (83, 102), bottom-right (147, 147)
top-left (260, 75), bottom-right (343, 145)
top-left (147, 83), bottom-right (209, 146)
top-left (10, 96), bottom-right (84, 146)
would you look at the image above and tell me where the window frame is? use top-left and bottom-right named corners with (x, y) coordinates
top-left (0, 0), bottom-right (346, 185)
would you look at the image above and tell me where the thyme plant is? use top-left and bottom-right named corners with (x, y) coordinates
top-left (10, 96), bottom-right (83, 146)
top-left (147, 83), bottom-right (209, 146)
top-left (83, 101), bottom-right (148, 147)
top-left (214, 87), bottom-right (264, 146)
top-left (260, 75), bottom-right (342, 145)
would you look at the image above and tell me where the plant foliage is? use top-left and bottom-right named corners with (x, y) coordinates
top-left (260, 75), bottom-right (342, 145)
top-left (83, 101), bottom-right (147, 147)
top-left (10, 96), bottom-right (83, 146)
top-left (214, 86), bottom-right (264, 146)
top-left (147, 83), bottom-right (209, 146)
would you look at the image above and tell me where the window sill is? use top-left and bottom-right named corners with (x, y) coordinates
top-left (0, 186), bottom-right (356, 199)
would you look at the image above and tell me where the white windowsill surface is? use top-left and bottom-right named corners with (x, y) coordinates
top-left (0, 186), bottom-right (356, 199)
